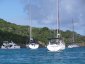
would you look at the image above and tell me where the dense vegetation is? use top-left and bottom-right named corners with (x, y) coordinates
top-left (0, 18), bottom-right (85, 47)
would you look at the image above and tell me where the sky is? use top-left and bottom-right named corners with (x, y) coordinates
top-left (0, 0), bottom-right (85, 35)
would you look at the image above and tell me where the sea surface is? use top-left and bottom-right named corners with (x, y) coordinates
top-left (0, 47), bottom-right (85, 64)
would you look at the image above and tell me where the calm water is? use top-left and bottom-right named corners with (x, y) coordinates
top-left (0, 47), bottom-right (85, 64)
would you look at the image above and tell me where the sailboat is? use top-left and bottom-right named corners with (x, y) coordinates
top-left (68, 20), bottom-right (79, 48)
top-left (26, 38), bottom-right (39, 49)
top-left (46, 0), bottom-right (65, 52)
top-left (26, 0), bottom-right (39, 49)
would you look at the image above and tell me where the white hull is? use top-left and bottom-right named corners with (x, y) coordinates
top-left (68, 44), bottom-right (79, 48)
top-left (8, 46), bottom-right (20, 49)
top-left (1, 41), bottom-right (20, 49)
top-left (1, 46), bottom-right (7, 49)
top-left (26, 44), bottom-right (39, 49)
top-left (1, 46), bottom-right (20, 49)
top-left (47, 43), bottom-right (65, 52)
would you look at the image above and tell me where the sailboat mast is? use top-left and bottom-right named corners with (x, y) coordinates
top-left (57, 0), bottom-right (59, 38)
top-left (29, 0), bottom-right (32, 41)
top-left (72, 19), bottom-right (75, 42)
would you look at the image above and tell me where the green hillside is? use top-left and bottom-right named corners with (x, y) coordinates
top-left (0, 18), bottom-right (85, 47)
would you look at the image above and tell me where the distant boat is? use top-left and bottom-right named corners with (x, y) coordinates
top-left (68, 44), bottom-right (79, 48)
top-left (1, 41), bottom-right (20, 49)
top-left (68, 20), bottom-right (80, 48)
top-left (26, 38), bottom-right (39, 49)
top-left (46, 0), bottom-right (65, 52)
top-left (26, 0), bottom-right (39, 49)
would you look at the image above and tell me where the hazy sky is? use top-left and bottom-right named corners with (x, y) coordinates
top-left (0, 0), bottom-right (85, 35)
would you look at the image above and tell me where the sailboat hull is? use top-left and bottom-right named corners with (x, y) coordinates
top-left (28, 44), bottom-right (39, 49)
top-left (47, 43), bottom-right (65, 52)
top-left (68, 44), bottom-right (79, 48)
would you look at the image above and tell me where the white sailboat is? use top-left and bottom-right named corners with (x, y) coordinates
top-left (46, 0), bottom-right (65, 52)
top-left (26, 38), bottom-right (39, 49)
top-left (68, 20), bottom-right (79, 48)
top-left (26, 0), bottom-right (39, 49)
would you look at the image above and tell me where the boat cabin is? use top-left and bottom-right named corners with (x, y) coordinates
top-left (48, 38), bottom-right (63, 44)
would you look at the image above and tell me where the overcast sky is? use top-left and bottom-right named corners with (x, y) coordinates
top-left (0, 0), bottom-right (85, 35)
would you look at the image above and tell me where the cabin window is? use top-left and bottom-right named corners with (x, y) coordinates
top-left (9, 45), bottom-right (12, 47)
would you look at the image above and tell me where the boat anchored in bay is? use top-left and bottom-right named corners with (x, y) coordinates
top-left (1, 41), bottom-right (20, 49)
top-left (26, 0), bottom-right (39, 49)
top-left (26, 38), bottom-right (39, 49)
top-left (46, 0), bottom-right (65, 52)
top-left (68, 20), bottom-right (80, 48)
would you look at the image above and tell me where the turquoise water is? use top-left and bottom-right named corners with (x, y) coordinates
top-left (0, 47), bottom-right (85, 64)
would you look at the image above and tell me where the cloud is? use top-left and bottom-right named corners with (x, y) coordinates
top-left (24, 0), bottom-right (57, 24)
top-left (22, 0), bottom-right (85, 35)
